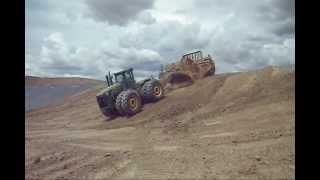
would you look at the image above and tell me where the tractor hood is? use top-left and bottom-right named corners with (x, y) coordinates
top-left (96, 83), bottom-right (121, 97)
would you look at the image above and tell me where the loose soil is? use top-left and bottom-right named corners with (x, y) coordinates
top-left (26, 66), bottom-right (295, 179)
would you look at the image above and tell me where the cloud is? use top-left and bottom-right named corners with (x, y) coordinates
top-left (84, 0), bottom-right (155, 25)
top-left (271, 19), bottom-right (295, 37)
top-left (27, 32), bottom-right (104, 78)
top-left (117, 20), bottom-right (213, 62)
top-left (27, 32), bottom-right (165, 80)
top-left (256, 0), bottom-right (295, 29)
top-left (26, 0), bottom-right (295, 80)
top-left (136, 11), bottom-right (156, 25)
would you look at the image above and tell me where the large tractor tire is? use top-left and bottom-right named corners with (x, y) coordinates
top-left (121, 89), bottom-right (142, 116)
top-left (115, 91), bottom-right (126, 115)
top-left (141, 79), bottom-right (164, 102)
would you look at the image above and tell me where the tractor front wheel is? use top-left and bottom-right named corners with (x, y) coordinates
top-left (121, 89), bottom-right (142, 116)
top-left (115, 91), bottom-right (126, 115)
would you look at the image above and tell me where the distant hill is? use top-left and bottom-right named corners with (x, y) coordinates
top-left (25, 76), bottom-right (104, 87)
top-left (278, 64), bottom-right (295, 72)
top-left (25, 76), bottom-right (104, 112)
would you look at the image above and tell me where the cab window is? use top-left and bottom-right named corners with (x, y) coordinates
top-left (125, 71), bottom-right (132, 80)
top-left (115, 74), bottom-right (124, 82)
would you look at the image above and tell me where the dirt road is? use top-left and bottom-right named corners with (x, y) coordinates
top-left (26, 66), bottom-right (295, 179)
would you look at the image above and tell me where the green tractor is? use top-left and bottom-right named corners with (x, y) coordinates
top-left (96, 68), bottom-right (164, 117)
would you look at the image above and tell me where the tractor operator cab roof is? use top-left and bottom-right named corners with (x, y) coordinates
top-left (114, 68), bottom-right (133, 75)
top-left (114, 68), bottom-right (134, 83)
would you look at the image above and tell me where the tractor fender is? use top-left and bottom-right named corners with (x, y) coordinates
top-left (136, 78), bottom-right (152, 87)
top-left (140, 78), bottom-right (152, 86)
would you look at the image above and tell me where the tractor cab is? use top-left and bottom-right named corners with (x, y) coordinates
top-left (110, 68), bottom-right (136, 89)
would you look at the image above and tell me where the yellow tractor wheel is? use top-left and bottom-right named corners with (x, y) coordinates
top-left (121, 89), bottom-right (142, 116)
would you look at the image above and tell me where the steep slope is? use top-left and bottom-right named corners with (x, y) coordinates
top-left (26, 66), bottom-right (295, 179)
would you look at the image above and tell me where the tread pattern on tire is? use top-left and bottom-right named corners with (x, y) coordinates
top-left (121, 89), bottom-right (142, 116)
top-left (115, 91), bottom-right (126, 115)
top-left (141, 80), bottom-right (164, 102)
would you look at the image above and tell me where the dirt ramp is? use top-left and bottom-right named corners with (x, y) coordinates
top-left (26, 66), bottom-right (295, 179)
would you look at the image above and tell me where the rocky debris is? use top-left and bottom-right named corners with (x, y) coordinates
top-left (33, 157), bottom-right (41, 164)
top-left (104, 153), bottom-right (112, 157)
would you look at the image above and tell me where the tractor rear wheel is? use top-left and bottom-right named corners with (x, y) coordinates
top-left (141, 80), bottom-right (164, 102)
top-left (121, 89), bottom-right (142, 116)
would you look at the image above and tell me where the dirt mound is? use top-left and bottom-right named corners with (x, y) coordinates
top-left (26, 66), bottom-right (295, 179)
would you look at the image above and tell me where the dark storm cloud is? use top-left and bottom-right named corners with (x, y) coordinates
top-left (254, 0), bottom-right (295, 46)
top-left (272, 20), bottom-right (295, 37)
top-left (257, 0), bottom-right (294, 22)
top-left (85, 0), bottom-right (155, 25)
top-left (26, 0), bottom-right (53, 12)
top-left (273, 0), bottom-right (295, 16)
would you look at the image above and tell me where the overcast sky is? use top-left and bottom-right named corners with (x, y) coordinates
top-left (26, 0), bottom-right (295, 80)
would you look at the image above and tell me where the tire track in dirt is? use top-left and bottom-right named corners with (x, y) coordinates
top-left (40, 155), bottom-right (102, 180)
top-left (67, 142), bottom-right (133, 152)
top-left (27, 153), bottom-right (89, 179)
top-left (198, 127), bottom-right (294, 147)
